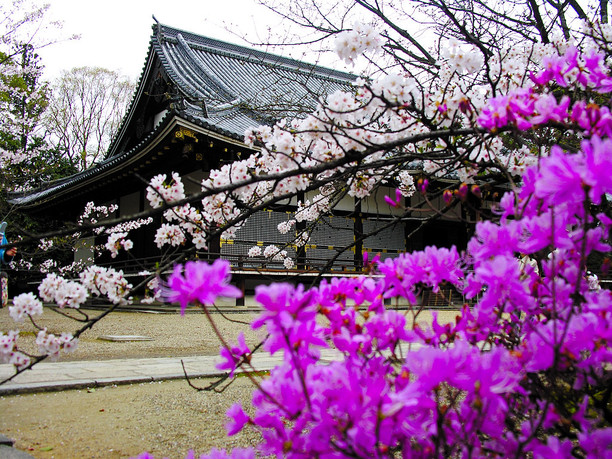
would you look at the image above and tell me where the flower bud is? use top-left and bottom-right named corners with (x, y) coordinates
top-left (443, 189), bottom-right (453, 206)
top-left (417, 178), bottom-right (428, 194)
top-left (471, 184), bottom-right (481, 198)
top-left (456, 183), bottom-right (468, 200)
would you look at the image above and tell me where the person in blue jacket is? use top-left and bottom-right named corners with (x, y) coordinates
top-left (1, 236), bottom-right (16, 264)
top-left (0, 222), bottom-right (16, 308)
top-left (0, 222), bottom-right (16, 264)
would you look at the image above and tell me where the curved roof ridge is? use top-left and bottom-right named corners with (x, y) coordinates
top-left (162, 41), bottom-right (206, 100)
top-left (175, 33), bottom-right (237, 102)
top-left (156, 23), bottom-right (356, 84)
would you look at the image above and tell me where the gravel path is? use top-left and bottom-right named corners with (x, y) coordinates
top-left (0, 306), bottom-right (264, 362)
top-left (0, 305), bottom-right (460, 458)
top-left (1, 378), bottom-right (260, 458)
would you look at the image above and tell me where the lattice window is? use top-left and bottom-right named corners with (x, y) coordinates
top-left (231, 210), bottom-right (295, 244)
top-left (363, 220), bottom-right (405, 252)
top-left (310, 216), bottom-right (354, 247)
top-left (304, 246), bottom-right (354, 270)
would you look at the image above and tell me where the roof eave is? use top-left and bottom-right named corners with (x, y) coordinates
top-left (12, 113), bottom-right (257, 211)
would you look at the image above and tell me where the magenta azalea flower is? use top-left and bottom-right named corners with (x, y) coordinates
top-left (582, 136), bottom-right (612, 204)
top-left (226, 403), bottom-right (250, 436)
top-left (533, 145), bottom-right (585, 205)
top-left (530, 94), bottom-right (570, 125)
top-left (167, 260), bottom-right (242, 314)
top-left (216, 332), bottom-right (250, 377)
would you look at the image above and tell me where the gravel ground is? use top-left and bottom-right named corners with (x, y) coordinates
top-left (0, 304), bottom-right (460, 458)
top-left (1, 377), bottom-right (261, 458)
top-left (0, 306), bottom-right (264, 362)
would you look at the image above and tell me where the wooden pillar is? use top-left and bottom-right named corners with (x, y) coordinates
top-left (235, 275), bottom-right (245, 306)
top-left (353, 199), bottom-right (363, 271)
top-left (296, 191), bottom-right (306, 269)
top-left (209, 227), bottom-right (221, 261)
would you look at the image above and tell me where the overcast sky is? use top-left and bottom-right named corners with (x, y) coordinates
top-left (36, 0), bottom-right (293, 80)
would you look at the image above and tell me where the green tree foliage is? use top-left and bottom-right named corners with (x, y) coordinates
top-left (0, 0), bottom-right (79, 195)
top-left (0, 44), bottom-right (77, 192)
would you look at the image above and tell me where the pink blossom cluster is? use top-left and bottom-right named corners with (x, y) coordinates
top-left (38, 258), bottom-right (57, 273)
top-left (478, 46), bottom-right (612, 136)
top-left (38, 273), bottom-right (88, 308)
top-left (106, 217), bottom-right (154, 234)
top-left (263, 245), bottom-right (286, 260)
top-left (2, 292), bottom-right (78, 368)
top-left (249, 244), bottom-right (294, 269)
top-left (146, 174), bottom-right (210, 250)
top-left (1, 328), bottom-right (77, 368)
top-left (105, 231), bottom-right (133, 258)
top-left (140, 276), bottom-right (162, 305)
top-left (0, 330), bottom-right (27, 368)
top-left (78, 201), bottom-right (118, 226)
top-left (35, 329), bottom-right (77, 360)
top-left (146, 169), bottom-right (258, 251)
top-left (154, 223), bottom-right (186, 249)
top-left (334, 22), bottom-right (383, 65)
top-left (103, 217), bottom-right (152, 258)
top-left (164, 203), bottom-right (208, 250)
top-left (146, 172), bottom-right (186, 208)
top-left (57, 260), bottom-right (92, 276)
top-left (530, 46), bottom-right (612, 90)
top-left (9, 292), bottom-right (43, 321)
top-left (276, 219), bottom-right (295, 234)
top-left (440, 38), bottom-right (484, 74)
top-left (294, 192), bottom-right (332, 223)
top-left (166, 259), bottom-right (242, 315)
top-left (79, 266), bottom-right (132, 305)
top-left (37, 238), bottom-right (53, 251)
top-left (1, 266), bottom-right (132, 371)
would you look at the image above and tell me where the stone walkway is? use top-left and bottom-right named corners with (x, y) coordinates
top-left (0, 349), bottom-right (344, 395)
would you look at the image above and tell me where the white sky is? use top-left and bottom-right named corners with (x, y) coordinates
top-left (36, 0), bottom-right (294, 81)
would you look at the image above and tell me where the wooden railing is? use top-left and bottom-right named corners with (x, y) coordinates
top-left (93, 252), bottom-right (364, 277)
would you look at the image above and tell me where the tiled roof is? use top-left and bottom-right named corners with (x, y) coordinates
top-left (12, 23), bottom-right (357, 208)
top-left (150, 23), bottom-right (356, 140)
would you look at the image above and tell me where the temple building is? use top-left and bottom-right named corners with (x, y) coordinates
top-left (12, 23), bottom-right (473, 303)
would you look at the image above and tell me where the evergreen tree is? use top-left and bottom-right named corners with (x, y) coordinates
top-left (0, 43), bottom-right (76, 193)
